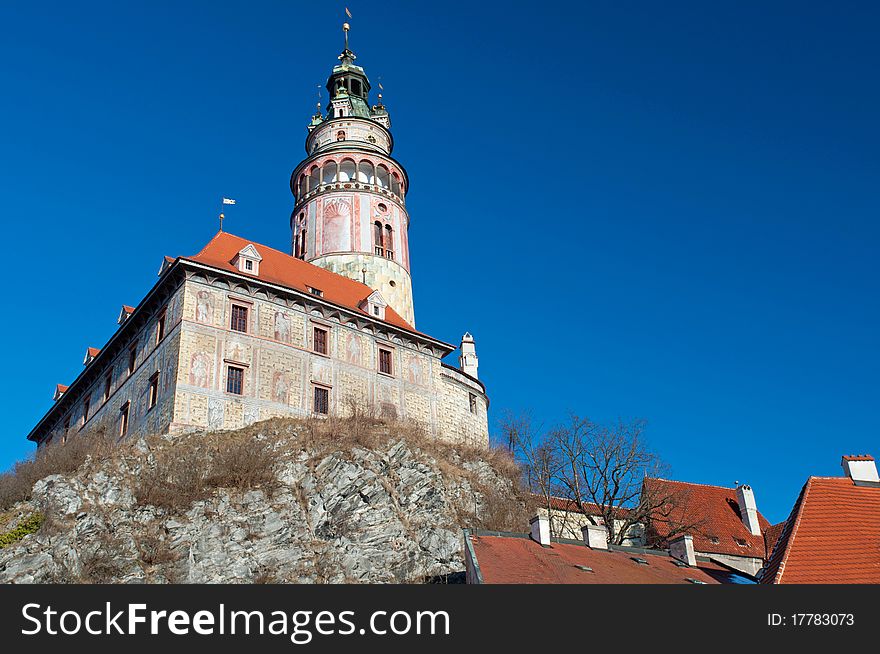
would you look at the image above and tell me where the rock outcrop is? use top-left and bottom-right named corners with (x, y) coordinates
top-left (0, 418), bottom-right (526, 583)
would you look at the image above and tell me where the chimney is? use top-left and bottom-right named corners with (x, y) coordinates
top-left (581, 524), bottom-right (608, 550)
top-left (841, 455), bottom-right (879, 483)
top-left (669, 534), bottom-right (696, 566)
top-left (459, 332), bottom-right (479, 379)
top-left (529, 513), bottom-right (551, 547)
top-left (735, 484), bottom-right (762, 536)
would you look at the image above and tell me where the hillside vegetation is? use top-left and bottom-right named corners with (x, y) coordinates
top-left (0, 415), bottom-right (530, 583)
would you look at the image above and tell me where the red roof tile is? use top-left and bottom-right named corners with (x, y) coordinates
top-left (183, 232), bottom-right (419, 334)
top-left (842, 454), bottom-right (875, 462)
top-left (643, 478), bottom-right (771, 559)
top-left (761, 476), bottom-right (880, 584)
top-left (55, 384), bottom-right (69, 394)
top-left (122, 305), bottom-right (135, 314)
top-left (468, 533), bottom-right (733, 584)
top-left (763, 521), bottom-right (786, 558)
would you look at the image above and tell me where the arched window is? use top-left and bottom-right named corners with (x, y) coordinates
top-left (357, 160), bottom-right (373, 184)
top-left (373, 221), bottom-right (384, 256)
top-left (376, 165), bottom-right (390, 189)
top-left (339, 159), bottom-right (356, 183)
top-left (384, 225), bottom-right (394, 260)
top-left (391, 172), bottom-right (401, 197)
top-left (309, 166), bottom-right (321, 190)
top-left (323, 160), bottom-right (338, 184)
top-left (336, 130), bottom-right (346, 141)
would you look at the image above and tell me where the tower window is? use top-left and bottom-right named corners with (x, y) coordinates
top-left (373, 221), bottom-right (384, 256)
top-left (337, 130), bottom-right (346, 142)
top-left (384, 225), bottom-right (394, 260)
top-left (148, 372), bottom-right (160, 410)
top-left (469, 393), bottom-right (478, 415)
top-left (103, 372), bottom-right (112, 402)
top-left (128, 342), bottom-right (138, 376)
top-left (226, 366), bottom-right (244, 395)
top-left (313, 327), bottom-right (328, 355)
top-left (230, 304), bottom-right (248, 333)
top-left (379, 348), bottom-right (393, 375)
top-left (82, 397), bottom-right (91, 426)
top-left (156, 309), bottom-right (166, 344)
top-left (119, 402), bottom-right (130, 438)
top-left (313, 385), bottom-right (330, 415)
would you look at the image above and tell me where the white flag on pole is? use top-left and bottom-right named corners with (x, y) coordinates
top-left (222, 198), bottom-right (236, 205)
top-left (345, 7), bottom-right (352, 18)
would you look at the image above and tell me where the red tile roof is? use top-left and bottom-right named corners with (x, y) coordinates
top-left (761, 476), bottom-right (880, 584)
top-left (55, 384), bottom-right (69, 394)
top-left (763, 521), bottom-right (786, 559)
top-left (122, 305), bottom-right (135, 314)
top-left (183, 232), bottom-right (419, 333)
top-left (468, 533), bottom-right (736, 584)
top-left (643, 478), bottom-right (771, 559)
top-left (842, 454), bottom-right (875, 462)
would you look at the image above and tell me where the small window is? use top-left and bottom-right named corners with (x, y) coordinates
top-left (245, 259), bottom-right (253, 271)
top-left (148, 372), bottom-right (160, 410)
top-left (119, 402), bottom-right (130, 437)
top-left (379, 348), bottom-right (393, 375)
top-left (469, 393), bottom-right (477, 415)
top-left (708, 536), bottom-right (720, 544)
top-left (156, 310), bottom-right (166, 344)
top-left (336, 130), bottom-right (346, 142)
top-left (82, 397), bottom-right (91, 426)
top-left (63, 416), bottom-right (70, 443)
top-left (631, 557), bottom-right (649, 566)
top-left (313, 386), bottom-right (329, 415)
top-left (734, 537), bottom-right (748, 548)
top-left (128, 343), bottom-right (138, 376)
top-left (230, 304), bottom-right (248, 333)
top-left (308, 287), bottom-right (323, 297)
top-left (226, 366), bottom-right (244, 395)
top-left (103, 372), bottom-right (112, 402)
top-left (313, 327), bottom-right (328, 355)
top-left (373, 306), bottom-right (380, 316)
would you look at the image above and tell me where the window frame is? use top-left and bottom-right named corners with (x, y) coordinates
top-left (119, 402), bottom-right (130, 438)
top-left (313, 326), bottom-right (329, 356)
top-left (148, 371), bottom-right (160, 410)
top-left (103, 372), bottom-right (112, 403)
top-left (378, 347), bottom-right (394, 376)
top-left (312, 384), bottom-right (330, 415)
top-left (226, 365), bottom-right (245, 395)
top-left (230, 303), bottom-right (249, 333)
top-left (156, 309), bottom-right (167, 344)
top-left (128, 342), bottom-right (138, 377)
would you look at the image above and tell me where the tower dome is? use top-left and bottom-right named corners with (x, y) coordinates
top-left (290, 23), bottom-right (414, 326)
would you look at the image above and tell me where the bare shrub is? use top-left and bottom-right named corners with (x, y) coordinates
top-left (205, 434), bottom-right (278, 492)
top-left (0, 427), bottom-right (116, 510)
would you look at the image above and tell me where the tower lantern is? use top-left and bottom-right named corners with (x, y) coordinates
top-left (289, 26), bottom-right (414, 324)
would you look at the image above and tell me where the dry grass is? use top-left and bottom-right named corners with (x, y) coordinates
top-left (0, 426), bottom-right (116, 510)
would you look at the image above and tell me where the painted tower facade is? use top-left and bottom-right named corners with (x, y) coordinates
top-left (290, 29), bottom-right (415, 326)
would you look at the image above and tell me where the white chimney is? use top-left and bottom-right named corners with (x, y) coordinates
top-left (841, 455), bottom-right (879, 483)
top-left (459, 332), bottom-right (479, 379)
top-left (581, 524), bottom-right (608, 550)
top-left (669, 534), bottom-right (696, 566)
top-left (735, 484), bottom-right (762, 536)
top-left (529, 513), bottom-right (551, 547)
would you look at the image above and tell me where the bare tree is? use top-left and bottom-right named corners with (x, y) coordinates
top-left (503, 411), bottom-right (704, 546)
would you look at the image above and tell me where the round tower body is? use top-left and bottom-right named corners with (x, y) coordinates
top-left (290, 50), bottom-right (415, 326)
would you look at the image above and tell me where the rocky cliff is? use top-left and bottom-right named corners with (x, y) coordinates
top-left (0, 417), bottom-right (527, 583)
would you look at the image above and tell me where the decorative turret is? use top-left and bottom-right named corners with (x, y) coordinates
top-left (459, 333), bottom-right (479, 379)
top-left (289, 20), bottom-right (415, 325)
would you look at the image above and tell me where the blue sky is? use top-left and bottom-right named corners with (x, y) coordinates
top-left (1, 1), bottom-right (877, 522)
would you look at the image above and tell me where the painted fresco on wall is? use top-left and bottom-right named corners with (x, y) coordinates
top-left (244, 405), bottom-right (260, 425)
top-left (274, 311), bottom-right (291, 343)
top-left (208, 398), bottom-right (224, 428)
top-left (407, 353), bottom-right (428, 387)
top-left (196, 290), bottom-right (214, 324)
top-left (322, 197), bottom-right (352, 252)
top-left (346, 331), bottom-right (362, 365)
top-left (272, 371), bottom-right (289, 404)
top-left (227, 340), bottom-right (245, 364)
top-left (312, 358), bottom-right (332, 386)
top-left (189, 352), bottom-right (211, 388)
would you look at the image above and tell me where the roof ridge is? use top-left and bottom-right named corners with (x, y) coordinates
top-left (646, 477), bottom-right (738, 492)
top-left (774, 476), bottom-right (814, 584)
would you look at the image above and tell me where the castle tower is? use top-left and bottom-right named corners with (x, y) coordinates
top-left (290, 23), bottom-right (415, 326)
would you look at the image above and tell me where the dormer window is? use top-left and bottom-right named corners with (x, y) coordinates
top-left (308, 286), bottom-right (323, 297)
top-left (359, 290), bottom-right (388, 321)
top-left (232, 244), bottom-right (262, 276)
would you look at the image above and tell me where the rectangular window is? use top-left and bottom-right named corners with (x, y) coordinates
top-left (63, 416), bottom-right (70, 443)
top-left (308, 287), bottom-right (323, 297)
top-left (245, 259), bottom-right (253, 271)
top-left (148, 372), bottom-right (160, 410)
top-left (82, 397), bottom-right (91, 426)
top-left (313, 327), bottom-right (328, 355)
top-left (313, 386), bottom-right (329, 415)
top-left (119, 402), bottom-right (130, 437)
top-left (230, 304), bottom-right (248, 333)
top-left (469, 393), bottom-right (478, 415)
top-left (156, 310), bottom-right (166, 344)
top-left (103, 372), bottom-right (112, 402)
top-left (128, 343), bottom-right (138, 376)
top-left (226, 366), bottom-right (244, 395)
top-left (379, 348), bottom-right (393, 375)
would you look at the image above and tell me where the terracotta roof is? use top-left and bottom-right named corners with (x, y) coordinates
top-left (643, 478), bottom-right (771, 559)
top-left (86, 347), bottom-right (101, 357)
top-left (760, 476), bottom-right (880, 584)
top-left (122, 305), bottom-right (135, 314)
top-left (55, 384), bottom-right (69, 394)
top-left (763, 521), bottom-right (786, 558)
top-left (467, 532), bottom-right (747, 584)
top-left (842, 454), bottom-right (875, 462)
top-left (183, 232), bottom-right (418, 333)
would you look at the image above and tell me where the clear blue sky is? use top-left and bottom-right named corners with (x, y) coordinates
top-left (1, 1), bottom-right (877, 522)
